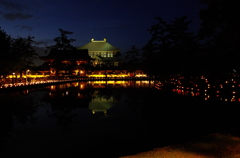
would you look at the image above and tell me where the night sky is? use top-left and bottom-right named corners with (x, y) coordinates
top-left (0, 0), bottom-right (205, 65)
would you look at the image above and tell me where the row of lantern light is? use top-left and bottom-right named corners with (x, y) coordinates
top-left (155, 76), bottom-right (240, 102)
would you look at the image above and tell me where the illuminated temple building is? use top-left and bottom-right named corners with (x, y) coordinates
top-left (40, 39), bottom-right (126, 78)
top-left (40, 49), bottom-right (91, 77)
top-left (77, 38), bottom-right (122, 67)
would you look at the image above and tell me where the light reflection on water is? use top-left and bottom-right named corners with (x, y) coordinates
top-left (155, 75), bottom-right (240, 102)
top-left (1, 80), bottom-right (155, 158)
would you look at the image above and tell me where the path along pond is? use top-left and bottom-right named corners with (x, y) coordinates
top-left (0, 80), bottom-right (239, 158)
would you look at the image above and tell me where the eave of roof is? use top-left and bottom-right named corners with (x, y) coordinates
top-left (77, 39), bottom-right (120, 51)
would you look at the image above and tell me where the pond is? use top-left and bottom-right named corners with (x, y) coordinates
top-left (0, 80), bottom-right (239, 158)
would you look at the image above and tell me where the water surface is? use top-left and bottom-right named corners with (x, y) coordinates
top-left (1, 80), bottom-right (239, 158)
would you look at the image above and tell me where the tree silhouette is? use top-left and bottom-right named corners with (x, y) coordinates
top-left (0, 28), bottom-right (12, 76)
top-left (46, 29), bottom-right (76, 78)
top-left (142, 16), bottom-right (199, 76)
top-left (168, 16), bottom-right (200, 75)
top-left (46, 29), bottom-right (76, 51)
top-left (142, 17), bottom-right (171, 76)
top-left (11, 36), bottom-right (38, 78)
top-left (125, 45), bottom-right (140, 76)
top-left (198, 0), bottom-right (240, 73)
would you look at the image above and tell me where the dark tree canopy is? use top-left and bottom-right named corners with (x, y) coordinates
top-left (198, 0), bottom-right (240, 73)
top-left (11, 36), bottom-right (38, 74)
top-left (0, 28), bottom-right (12, 74)
top-left (0, 28), bottom-right (37, 76)
top-left (47, 29), bottom-right (76, 51)
top-left (142, 16), bottom-right (200, 76)
top-left (125, 45), bottom-right (140, 75)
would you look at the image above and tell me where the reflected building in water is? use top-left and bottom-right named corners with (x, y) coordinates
top-left (43, 81), bottom-right (154, 115)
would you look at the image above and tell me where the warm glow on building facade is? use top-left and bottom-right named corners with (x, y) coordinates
top-left (77, 38), bottom-right (122, 67)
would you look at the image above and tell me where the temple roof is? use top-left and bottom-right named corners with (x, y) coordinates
top-left (77, 39), bottom-right (120, 51)
top-left (39, 49), bottom-right (91, 61)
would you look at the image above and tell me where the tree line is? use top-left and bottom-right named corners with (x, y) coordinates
top-left (1, 0), bottom-right (239, 79)
top-left (124, 0), bottom-right (240, 78)
top-left (0, 29), bottom-right (37, 77)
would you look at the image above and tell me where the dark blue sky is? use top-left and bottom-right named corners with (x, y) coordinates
top-left (1, 0), bottom-right (205, 64)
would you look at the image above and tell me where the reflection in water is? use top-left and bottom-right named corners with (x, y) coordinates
top-left (1, 80), bottom-right (155, 157)
top-left (155, 75), bottom-right (240, 102)
top-left (1, 79), bottom-right (239, 157)
top-left (0, 92), bottom-right (37, 152)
